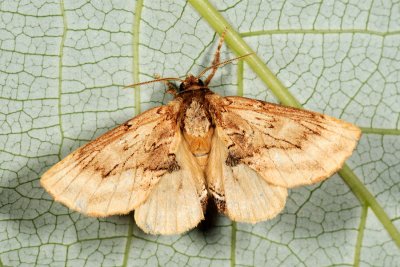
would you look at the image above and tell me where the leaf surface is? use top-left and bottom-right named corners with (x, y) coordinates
top-left (0, 0), bottom-right (399, 266)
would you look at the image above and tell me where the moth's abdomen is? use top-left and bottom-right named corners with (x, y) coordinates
top-left (183, 128), bottom-right (213, 169)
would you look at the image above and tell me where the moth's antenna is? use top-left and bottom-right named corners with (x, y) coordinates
top-left (123, 77), bottom-right (184, 89)
top-left (198, 53), bottom-right (254, 81)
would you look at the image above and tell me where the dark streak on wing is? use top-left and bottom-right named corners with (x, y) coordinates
top-left (225, 152), bottom-right (240, 167)
top-left (102, 163), bottom-right (120, 178)
top-left (208, 186), bottom-right (227, 214)
top-left (200, 193), bottom-right (208, 212)
top-left (167, 154), bottom-right (181, 173)
top-left (213, 198), bottom-right (227, 214)
top-left (263, 133), bottom-right (302, 149)
top-left (298, 121), bottom-right (323, 136)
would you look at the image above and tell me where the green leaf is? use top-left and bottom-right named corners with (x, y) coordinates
top-left (1, 0), bottom-right (399, 266)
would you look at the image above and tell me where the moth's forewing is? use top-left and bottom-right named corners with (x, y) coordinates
top-left (206, 94), bottom-right (361, 188)
top-left (41, 101), bottom-right (185, 217)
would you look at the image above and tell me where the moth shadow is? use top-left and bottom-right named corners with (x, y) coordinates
top-left (197, 199), bottom-right (219, 234)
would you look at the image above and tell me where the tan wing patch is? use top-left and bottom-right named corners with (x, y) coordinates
top-left (135, 133), bottom-right (207, 235)
top-left (41, 100), bottom-right (182, 217)
top-left (207, 130), bottom-right (288, 223)
top-left (207, 94), bottom-right (361, 188)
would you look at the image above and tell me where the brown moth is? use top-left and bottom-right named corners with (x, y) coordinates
top-left (41, 32), bottom-right (361, 235)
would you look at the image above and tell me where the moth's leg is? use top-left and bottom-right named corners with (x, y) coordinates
top-left (154, 74), bottom-right (178, 96)
top-left (211, 29), bottom-right (227, 68)
top-left (204, 28), bottom-right (228, 85)
top-left (165, 82), bottom-right (178, 96)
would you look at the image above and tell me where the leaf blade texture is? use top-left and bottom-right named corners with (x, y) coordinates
top-left (0, 0), bottom-right (399, 266)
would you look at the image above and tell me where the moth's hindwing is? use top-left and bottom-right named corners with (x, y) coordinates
top-left (134, 132), bottom-right (207, 235)
top-left (206, 129), bottom-right (288, 223)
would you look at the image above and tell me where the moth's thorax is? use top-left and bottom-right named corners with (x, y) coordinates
top-left (183, 100), bottom-right (211, 137)
top-left (179, 89), bottom-right (214, 169)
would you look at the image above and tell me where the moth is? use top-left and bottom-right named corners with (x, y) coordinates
top-left (41, 32), bottom-right (361, 235)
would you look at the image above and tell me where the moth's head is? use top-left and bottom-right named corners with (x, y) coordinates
top-left (179, 74), bottom-right (205, 92)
